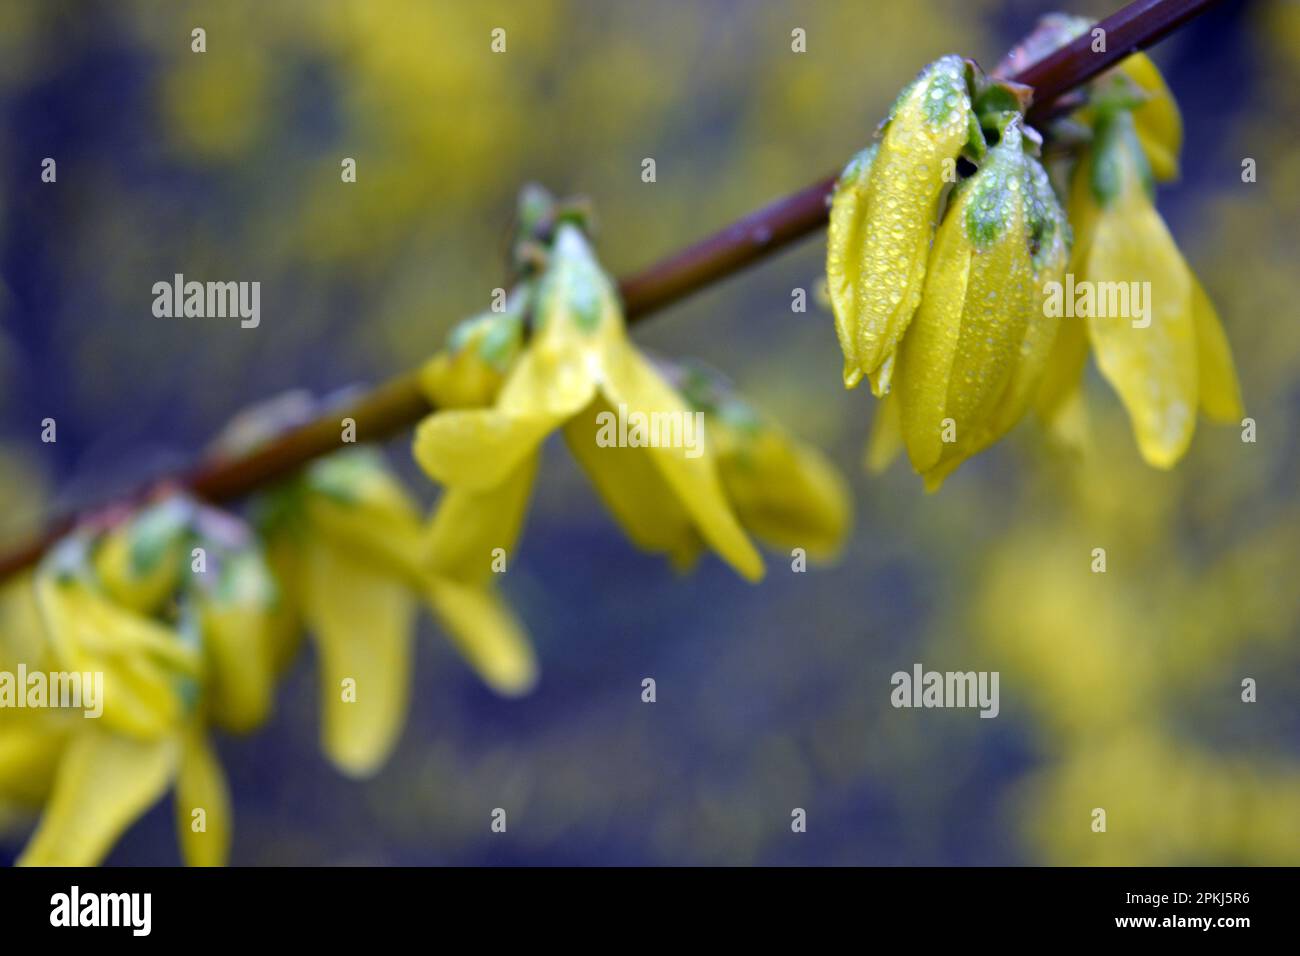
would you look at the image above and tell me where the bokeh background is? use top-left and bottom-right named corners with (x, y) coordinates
top-left (1, 0), bottom-right (1297, 865)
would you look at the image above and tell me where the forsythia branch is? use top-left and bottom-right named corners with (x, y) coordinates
top-left (0, 0), bottom-right (1226, 583)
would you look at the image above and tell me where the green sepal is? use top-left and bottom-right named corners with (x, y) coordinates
top-left (127, 497), bottom-right (195, 578)
top-left (302, 447), bottom-right (387, 507)
top-left (1089, 108), bottom-right (1153, 207)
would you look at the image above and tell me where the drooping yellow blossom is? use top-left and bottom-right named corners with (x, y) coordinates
top-left (1063, 108), bottom-right (1242, 468)
top-left (663, 362), bottom-right (852, 565)
top-left (256, 447), bottom-right (538, 778)
top-left (709, 416), bottom-right (850, 563)
top-left (827, 55), bottom-right (978, 394)
top-left (997, 17), bottom-right (1230, 466)
top-left (414, 222), bottom-right (764, 582)
top-left (39, 539), bottom-right (201, 741)
top-left (853, 33), bottom-right (1230, 483)
top-left (889, 122), bottom-right (1065, 490)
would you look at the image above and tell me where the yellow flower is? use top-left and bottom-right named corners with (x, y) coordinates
top-left (92, 498), bottom-right (280, 736)
top-left (1061, 108), bottom-right (1241, 467)
top-left (7, 540), bottom-right (232, 867)
top-left (662, 363), bottom-right (852, 564)
top-left (827, 55), bottom-right (977, 394)
top-left (886, 122), bottom-right (1066, 490)
top-left (414, 223), bottom-right (764, 582)
top-left (707, 414), bottom-right (851, 563)
top-left (37, 543), bottom-right (201, 741)
top-left (261, 448), bottom-right (536, 778)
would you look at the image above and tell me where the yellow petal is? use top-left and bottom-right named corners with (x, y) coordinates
top-left (418, 307), bottom-right (521, 411)
top-left (195, 546), bottom-right (278, 735)
top-left (854, 56), bottom-right (974, 385)
top-left (0, 573), bottom-right (49, 671)
top-left (920, 454), bottom-right (963, 493)
top-left (866, 350), bottom-right (897, 397)
top-left (944, 210), bottom-right (1070, 479)
top-left (1121, 52), bottom-right (1182, 182)
top-left (596, 344), bottom-right (764, 582)
top-left (93, 521), bottom-right (183, 617)
top-left (562, 396), bottom-right (699, 563)
top-left (413, 406), bottom-right (566, 492)
top-left (304, 453), bottom-right (425, 575)
top-left (1081, 192), bottom-right (1196, 468)
top-left (19, 726), bottom-right (178, 866)
top-left (426, 454), bottom-right (538, 587)
top-left (300, 539), bottom-right (414, 777)
top-left (35, 574), bottom-right (197, 739)
top-left (426, 578), bottom-right (537, 695)
top-left (864, 387), bottom-right (903, 474)
top-left (174, 725), bottom-right (231, 866)
top-left (896, 207), bottom-right (972, 473)
top-left (1035, 311), bottom-right (1090, 426)
top-left (420, 347), bottom-right (502, 410)
top-left (899, 131), bottom-right (1033, 481)
top-left (1190, 276), bottom-right (1243, 422)
top-left (1043, 382), bottom-right (1091, 453)
top-left (413, 230), bottom-right (611, 493)
top-left (826, 145), bottom-right (879, 387)
top-left (261, 529), bottom-right (306, 674)
top-left (714, 418), bottom-right (852, 561)
top-left (202, 601), bottom-right (275, 733)
top-left (0, 713), bottom-right (68, 806)
top-left (981, 157), bottom-right (1072, 443)
top-left (937, 209), bottom-right (1032, 442)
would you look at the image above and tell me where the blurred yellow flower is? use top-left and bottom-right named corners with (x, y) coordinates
top-left (414, 223), bottom-right (764, 582)
top-left (708, 411), bottom-right (851, 564)
top-left (259, 448), bottom-right (537, 778)
top-left (7, 531), bottom-right (235, 867)
top-left (664, 362), bottom-right (852, 565)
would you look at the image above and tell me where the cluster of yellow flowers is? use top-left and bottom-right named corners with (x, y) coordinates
top-left (0, 439), bottom-right (539, 865)
top-left (413, 191), bottom-right (851, 584)
top-left (832, 20), bottom-right (1241, 488)
top-left (0, 191), bottom-right (851, 865)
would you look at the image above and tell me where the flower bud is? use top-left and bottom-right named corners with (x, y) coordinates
top-left (828, 55), bottom-right (978, 394)
top-left (419, 295), bottom-right (525, 410)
